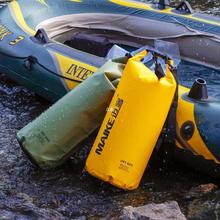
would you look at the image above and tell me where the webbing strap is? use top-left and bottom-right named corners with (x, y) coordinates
top-left (164, 66), bottom-right (178, 144)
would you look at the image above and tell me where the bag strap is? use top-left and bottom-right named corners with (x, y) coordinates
top-left (154, 65), bottom-right (179, 170)
top-left (164, 65), bottom-right (178, 144)
top-left (129, 47), bottom-right (175, 81)
top-left (129, 45), bottom-right (174, 62)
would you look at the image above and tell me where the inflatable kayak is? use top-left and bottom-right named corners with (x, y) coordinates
top-left (0, 0), bottom-right (220, 175)
top-left (2, 0), bottom-right (220, 69)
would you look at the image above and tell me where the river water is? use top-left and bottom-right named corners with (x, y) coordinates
top-left (0, 1), bottom-right (220, 219)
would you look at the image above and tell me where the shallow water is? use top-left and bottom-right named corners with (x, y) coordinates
top-left (178, 61), bottom-right (220, 98)
top-left (145, 0), bottom-right (220, 98)
top-left (0, 0), bottom-right (220, 219)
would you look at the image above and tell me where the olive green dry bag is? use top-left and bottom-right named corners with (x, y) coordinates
top-left (17, 60), bottom-right (124, 169)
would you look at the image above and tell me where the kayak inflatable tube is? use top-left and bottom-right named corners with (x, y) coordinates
top-left (176, 85), bottom-right (220, 176)
top-left (1, 0), bottom-right (220, 69)
top-left (0, 0), bottom-right (220, 175)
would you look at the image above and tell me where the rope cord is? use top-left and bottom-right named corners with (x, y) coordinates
top-left (0, 50), bottom-right (82, 83)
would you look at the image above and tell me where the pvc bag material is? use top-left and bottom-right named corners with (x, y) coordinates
top-left (85, 51), bottom-right (177, 190)
top-left (17, 60), bottom-right (125, 169)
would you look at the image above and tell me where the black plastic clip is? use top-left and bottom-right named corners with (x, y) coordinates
top-left (155, 63), bottom-right (165, 79)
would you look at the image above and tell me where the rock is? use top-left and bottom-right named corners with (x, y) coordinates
top-left (0, 192), bottom-right (67, 220)
top-left (73, 216), bottom-right (87, 220)
top-left (185, 183), bottom-right (218, 201)
top-left (198, 183), bottom-right (218, 194)
top-left (186, 184), bottom-right (220, 219)
top-left (187, 199), bottom-right (220, 220)
top-left (122, 201), bottom-right (186, 220)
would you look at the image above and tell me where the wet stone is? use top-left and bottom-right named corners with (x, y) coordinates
top-left (122, 201), bottom-right (187, 220)
top-left (198, 183), bottom-right (218, 193)
top-left (0, 192), bottom-right (67, 220)
top-left (184, 183), bottom-right (218, 201)
top-left (187, 199), bottom-right (220, 220)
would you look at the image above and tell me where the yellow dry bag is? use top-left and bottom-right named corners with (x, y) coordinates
top-left (85, 51), bottom-right (177, 190)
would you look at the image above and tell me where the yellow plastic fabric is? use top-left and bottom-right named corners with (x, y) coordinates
top-left (85, 52), bottom-right (177, 190)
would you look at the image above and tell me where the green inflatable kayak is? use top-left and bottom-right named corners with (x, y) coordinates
top-left (0, 0), bottom-right (220, 175)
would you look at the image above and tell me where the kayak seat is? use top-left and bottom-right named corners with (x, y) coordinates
top-left (64, 33), bottom-right (114, 57)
